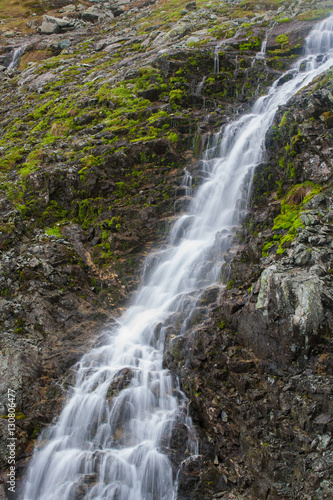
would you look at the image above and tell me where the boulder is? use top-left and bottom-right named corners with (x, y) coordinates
top-left (81, 7), bottom-right (105, 22)
top-left (57, 39), bottom-right (72, 51)
top-left (38, 21), bottom-right (60, 35)
top-left (43, 15), bottom-right (75, 29)
top-left (38, 15), bottom-right (75, 33)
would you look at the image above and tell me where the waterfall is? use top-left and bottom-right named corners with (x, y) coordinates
top-left (21, 15), bottom-right (333, 500)
top-left (254, 39), bottom-right (267, 63)
top-left (213, 43), bottom-right (222, 74)
top-left (195, 76), bottom-right (207, 97)
top-left (7, 45), bottom-right (25, 70)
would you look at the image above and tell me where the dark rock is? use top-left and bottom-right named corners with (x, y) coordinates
top-left (186, 2), bottom-right (197, 11)
top-left (57, 39), bottom-right (72, 50)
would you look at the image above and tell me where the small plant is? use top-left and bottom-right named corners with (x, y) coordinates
top-left (227, 280), bottom-right (234, 290)
top-left (45, 227), bottom-right (62, 238)
top-left (167, 132), bottom-right (178, 143)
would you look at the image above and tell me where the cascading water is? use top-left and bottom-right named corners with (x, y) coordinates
top-left (21, 15), bottom-right (333, 500)
top-left (254, 39), bottom-right (267, 62)
top-left (7, 45), bottom-right (25, 70)
top-left (195, 76), bottom-right (207, 97)
top-left (213, 43), bottom-right (222, 74)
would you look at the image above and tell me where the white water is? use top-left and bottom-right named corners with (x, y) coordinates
top-left (22, 15), bottom-right (333, 500)
top-left (195, 75), bottom-right (207, 96)
top-left (214, 42), bottom-right (222, 74)
top-left (7, 45), bottom-right (25, 70)
top-left (255, 39), bottom-right (267, 61)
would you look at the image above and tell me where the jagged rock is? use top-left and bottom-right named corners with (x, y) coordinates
top-left (81, 7), bottom-right (106, 22)
top-left (237, 266), bottom-right (325, 363)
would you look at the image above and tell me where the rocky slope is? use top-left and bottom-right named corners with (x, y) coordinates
top-left (0, 0), bottom-right (332, 499)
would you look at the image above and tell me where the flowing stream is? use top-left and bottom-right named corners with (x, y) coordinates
top-left (22, 15), bottom-right (333, 500)
top-left (7, 45), bottom-right (25, 70)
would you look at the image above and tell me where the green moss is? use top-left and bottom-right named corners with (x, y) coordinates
top-left (1, 147), bottom-right (25, 170)
top-left (147, 110), bottom-right (169, 124)
top-left (169, 89), bottom-right (185, 109)
top-left (19, 163), bottom-right (38, 178)
top-left (239, 36), bottom-right (261, 51)
top-left (262, 241), bottom-right (275, 257)
top-left (187, 39), bottom-right (210, 48)
top-left (30, 425), bottom-right (40, 439)
top-left (45, 227), bottom-right (62, 238)
top-left (277, 17), bottom-right (291, 24)
top-left (81, 155), bottom-right (100, 168)
top-left (15, 412), bottom-right (26, 420)
top-left (227, 280), bottom-right (234, 290)
top-left (167, 132), bottom-right (178, 143)
top-left (42, 201), bottom-right (68, 225)
top-left (279, 111), bottom-right (289, 128)
top-left (297, 8), bottom-right (331, 21)
top-left (273, 182), bottom-right (322, 253)
top-left (279, 157), bottom-right (285, 169)
top-left (275, 34), bottom-right (289, 46)
top-left (287, 162), bottom-right (295, 178)
top-left (267, 57), bottom-right (290, 70)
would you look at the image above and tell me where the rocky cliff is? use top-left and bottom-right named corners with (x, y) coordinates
top-left (0, 0), bottom-right (332, 499)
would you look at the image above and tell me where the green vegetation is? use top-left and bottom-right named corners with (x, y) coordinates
top-left (239, 36), bottom-right (261, 51)
top-left (277, 17), bottom-right (291, 24)
top-left (268, 33), bottom-right (291, 56)
top-left (45, 227), bottom-right (62, 238)
top-left (167, 132), bottom-right (178, 143)
top-left (275, 34), bottom-right (289, 46)
top-left (279, 111), bottom-right (289, 128)
top-left (297, 8), bottom-right (331, 21)
top-left (264, 182), bottom-right (322, 255)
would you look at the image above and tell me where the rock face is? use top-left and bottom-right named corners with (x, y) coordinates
top-left (0, 0), bottom-right (332, 499)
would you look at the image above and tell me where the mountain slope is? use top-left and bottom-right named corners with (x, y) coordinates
top-left (0, 1), bottom-right (332, 499)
